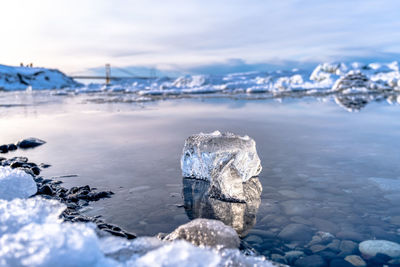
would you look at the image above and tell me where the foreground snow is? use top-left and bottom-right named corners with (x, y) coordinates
top-left (0, 197), bottom-right (275, 267)
top-left (0, 167), bottom-right (275, 266)
top-left (0, 167), bottom-right (37, 200)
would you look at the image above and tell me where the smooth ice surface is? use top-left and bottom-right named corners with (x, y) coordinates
top-left (0, 167), bottom-right (37, 200)
top-left (181, 131), bottom-right (262, 201)
top-left (0, 197), bottom-right (275, 267)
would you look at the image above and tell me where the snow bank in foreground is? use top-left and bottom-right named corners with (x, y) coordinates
top-left (0, 64), bottom-right (81, 90)
top-left (0, 167), bottom-right (37, 200)
top-left (0, 197), bottom-right (274, 267)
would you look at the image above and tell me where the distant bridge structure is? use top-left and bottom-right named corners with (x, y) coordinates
top-left (70, 64), bottom-right (156, 84)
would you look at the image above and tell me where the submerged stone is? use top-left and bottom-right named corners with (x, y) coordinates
top-left (165, 218), bottom-right (240, 249)
top-left (181, 131), bottom-right (262, 201)
top-left (359, 239), bottom-right (400, 258)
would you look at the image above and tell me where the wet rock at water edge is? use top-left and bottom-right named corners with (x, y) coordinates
top-left (164, 218), bottom-right (240, 249)
top-left (0, 145), bottom-right (8, 153)
top-left (7, 144), bottom-right (17, 151)
top-left (181, 131), bottom-right (262, 202)
top-left (359, 239), bottom-right (400, 258)
top-left (17, 137), bottom-right (46, 149)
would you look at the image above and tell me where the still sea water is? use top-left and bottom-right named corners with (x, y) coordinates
top-left (1, 91), bottom-right (400, 261)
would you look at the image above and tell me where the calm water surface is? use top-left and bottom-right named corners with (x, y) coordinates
top-left (1, 92), bottom-right (400, 256)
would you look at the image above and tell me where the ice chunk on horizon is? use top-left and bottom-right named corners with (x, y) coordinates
top-left (181, 131), bottom-right (262, 201)
top-left (0, 166), bottom-right (37, 200)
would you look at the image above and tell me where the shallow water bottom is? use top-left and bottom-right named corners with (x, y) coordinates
top-left (1, 93), bottom-right (400, 262)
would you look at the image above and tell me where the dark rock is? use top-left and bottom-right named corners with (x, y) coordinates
top-left (295, 255), bottom-right (327, 267)
top-left (329, 259), bottom-right (354, 267)
top-left (368, 253), bottom-right (392, 265)
top-left (0, 145), bottom-right (8, 153)
top-left (285, 250), bottom-right (305, 265)
top-left (338, 240), bottom-right (358, 257)
top-left (31, 166), bottom-right (41, 176)
top-left (7, 144), bottom-right (17, 151)
top-left (278, 223), bottom-right (314, 242)
top-left (38, 185), bottom-right (54, 196)
top-left (336, 231), bottom-right (364, 242)
top-left (17, 137), bottom-right (46, 149)
top-left (10, 161), bottom-right (24, 168)
top-left (318, 250), bottom-right (338, 261)
top-left (39, 163), bottom-right (51, 168)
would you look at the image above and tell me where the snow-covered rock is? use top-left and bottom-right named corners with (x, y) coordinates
top-left (165, 218), bottom-right (240, 249)
top-left (0, 64), bottom-right (81, 90)
top-left (332, 71), bottom-right (372, 93)
top-left (359, 240), bottom-right (400, 258)
top-left (0, 167), bottom-right (37, 200)
top-left (181, 131), bottom-right (262, 201)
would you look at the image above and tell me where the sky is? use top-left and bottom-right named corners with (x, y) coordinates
top-left (1, 0), bottom-right (400, 76)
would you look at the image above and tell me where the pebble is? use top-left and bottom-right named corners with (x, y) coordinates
top-left (326, 239), bottom-right (341, 253)
top-left (329, 258), bottom-right (354, 267)
top-left (311, 218), bottom-right (340, 234)
top-left (284, 250), bottom-right (305, 265)
top-left (278, 223), bottom-right (313, 242)
top-left (294, 255), bottom-right (326, 267)
top-left (310, 244), bottom-right (326, 253)
top-left (359, 239), bottom-right (400, 258)
top-left (344, 255), bottom-right (366, 267)
top-left (336, 231), bottom-right (364, 242)
top-left (338, 240), bottom-right (358, 257)
top-left (0, 145), bottom-right (8, 153)
top-left (270, 254), bottom-right (286, 264)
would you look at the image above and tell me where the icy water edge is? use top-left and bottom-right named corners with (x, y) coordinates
top-left (1, 91), bottom-right (400, 265)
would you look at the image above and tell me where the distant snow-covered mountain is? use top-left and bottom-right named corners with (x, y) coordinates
top-left (0, 64), bottom-right (82, 90)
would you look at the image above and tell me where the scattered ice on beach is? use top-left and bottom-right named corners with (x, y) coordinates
top-left (0, 166), bottom-right (37, 200)
top-left (1, 61), bottom-right (400, 100)
top-left (181, 131), bottom-right (262, 201)
top-left (0, 197), bottom-right (274, 267)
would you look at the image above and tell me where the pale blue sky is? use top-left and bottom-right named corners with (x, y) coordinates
top-left (1, 0), bottom-right (399, 75)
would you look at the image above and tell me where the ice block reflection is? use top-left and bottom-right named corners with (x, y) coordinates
top-left (182, 177), bottom-right (262, 237)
